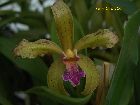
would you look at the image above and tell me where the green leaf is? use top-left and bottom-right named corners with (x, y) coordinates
top-left (105, 10), bottom-right (140, 105)
top-left (0, 17), bottom-right (17, 27)
top-left (49, 20), bottom-right (63, 60)
top-left (50, 20), bottom-right (62, 47)
top-left (73, 17), bottom-right (85, 44)
top-left (0, 10), bottom-right (18, 15)
top-left (51, 0), bottom-right (73, 51)
top-left (88, 10), bottom-right (103, 32)
top-left (0, 10), bottom-right (45, 27)
top-left (73, 17), bottom-right (88, 56)
top-left (71, 0), bottom-right (88, 31)
top-left (14, 39), bottom-right (63, 58)
top-left (105, 10), bottom-right (124, 39)
top-left (0, 97), bottom-right (13, 105)
top-left (18, 18), bottom-right (46, 28)
top-left (134, 11), bottom-right (140, 105)
top-left (74, 29), bottom-right (118, 52)
top-left (38, 95), bottom-right (59, 105)
top-left (26, 86), bottom-right (92, 105)
top-left (134, 58), bottom-right (140, 105)
top-left (13, 29), bottom-right (46, 40)
top-left (72, 0), bottom-right (88, 23)
top-left (77, 55), bottom-right (100, 95)
top-left (0, 37), bottom-right (48, 85)
top-left (0, 0), bottom-right (17, 7)
top-left (47, 58), bottom-right (67, 95)
top-left (0, 80), bottom-right (13, 105)
top-left (105, 0), bottom-right (137, 15)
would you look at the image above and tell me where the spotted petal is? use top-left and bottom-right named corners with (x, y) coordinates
top-left (74, 29), bottom-right (118, 52)
top-left (51, 0), bottom-right (73, 51)
top-left (14, 39), bottom-right (63, 58)
top-left (77, 55), bottom-right (100, 95)
top-left (47, 58), bottom-right (68, 95)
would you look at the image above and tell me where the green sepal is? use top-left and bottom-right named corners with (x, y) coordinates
top-left (51, 0), bottom-right (73, 51)
top-left (47, 58), bottom-right (68, 95)
top-left (14, 39), bottom-right (63, 58)
top-left (77, 55), bottom-right (100, 95)
top-left (74, 29), bottom-right (118, 52)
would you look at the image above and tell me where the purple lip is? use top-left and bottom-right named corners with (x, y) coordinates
top-left (62, 62), bottom-right (85, 87)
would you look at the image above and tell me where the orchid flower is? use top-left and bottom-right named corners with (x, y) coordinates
top-left (14, 0), bottom-right (118, 95)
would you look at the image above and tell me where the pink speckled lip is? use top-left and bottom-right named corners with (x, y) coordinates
top-left (62, 61), bottom-right (85, 87)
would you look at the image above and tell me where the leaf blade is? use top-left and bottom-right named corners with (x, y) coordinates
top-left (26, 86), bottom-right (91, 105)
top-left (105, 10), bottom-right (140, 105)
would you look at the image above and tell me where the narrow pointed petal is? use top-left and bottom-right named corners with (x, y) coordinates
top-left (74, 29), bottom-right (118, 52)
top-left (14, 39), bottom-right (63, 58)
top-left (77, 55), bottom-right (100, 95)
top-left (51, 0), bottom-right (73, 51)
top-left (47, 58), bottom-right (68, 95)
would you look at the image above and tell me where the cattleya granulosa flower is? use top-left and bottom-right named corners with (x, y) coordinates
top-left (14, 0), bottom-right (118, 95)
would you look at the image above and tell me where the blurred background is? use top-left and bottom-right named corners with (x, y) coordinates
top-left (0, 0), bottom-right (140, 105)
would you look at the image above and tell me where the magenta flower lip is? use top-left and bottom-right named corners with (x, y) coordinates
top-left (63, 68), bottom-right (85, 87)
top-left (62, 58), bottom-right (86, 87)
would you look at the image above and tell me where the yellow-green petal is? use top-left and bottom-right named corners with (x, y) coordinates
top-left (77, 55), bottom-right (100, 95)
top-left (74, 29), bottom-right (118, 52)
top-left (47, 58), bottom-right (68, 95)
top-left (14, 39), bottom-right (63, 58)
top-left (51, 0), bottom-right (73, 51)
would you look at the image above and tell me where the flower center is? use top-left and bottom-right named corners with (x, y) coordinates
top-left (65, 49), bottom-right (75, 58)
top-left (63, 49), bottom-right (79, 61)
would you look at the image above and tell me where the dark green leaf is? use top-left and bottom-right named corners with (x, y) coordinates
top-left (0, 80), bottom-right (13, 105)
top-left (26, 86), bottom-right (91, 105)
top-left (71, 0), bottom-right (88, 32)
top-left (106, 0), bottom-right (137, 14)
top-left (134, 20), bottom-right (140, 105)
top-left (73, 17), bottom-right (85, 44)
top-left (0, 97), bottom-right (13, 105)
top-left (105, 10), bottom-right (140, 105)
top-left (134, 60), bottom-right (140, 105)
top-left (0, 10), bottom-right (18, 15)
top-left (0, 17), bottom-right (17, 27)
top-left (0, 0), bottom-right (17, 7)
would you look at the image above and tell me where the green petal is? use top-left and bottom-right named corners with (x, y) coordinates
top-left (51, 0), bottom-right (73, 51)
top-left (74, 29), bottom-right (118, 52)
top-left (47, 58), bottom-right (68, 95)
top-left (77, 55), bottom-right (100, 95)
top-left (14, 39), bottom-right (63, 58)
